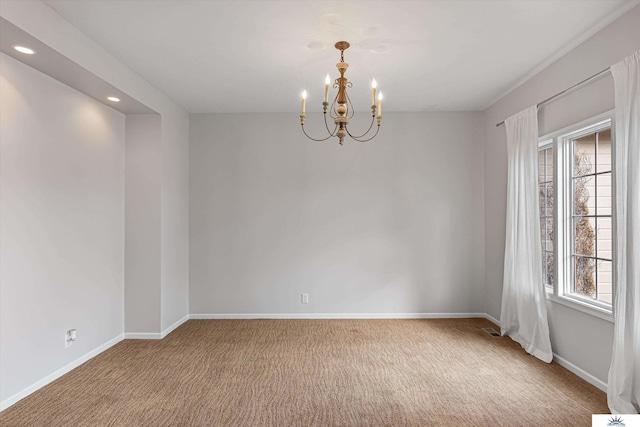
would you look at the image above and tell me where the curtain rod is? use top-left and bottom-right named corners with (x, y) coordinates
top-left (495, 67), bottom-right (611, 127)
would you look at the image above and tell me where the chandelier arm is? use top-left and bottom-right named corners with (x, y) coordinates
top-left (346, 125), bottom-right (380, 143)
top-left (301, 124), bottom-right (338, 142)
top-left (345, 113), bottom-right (375, 139)
top-left (323, 112), bottom-right (338, 136)
top-left (345, 87), bottom-right (355, 120)
top-left (330, 99), bottom-right (339, 119)
top-left (329, 83), bottom-right (340, 119)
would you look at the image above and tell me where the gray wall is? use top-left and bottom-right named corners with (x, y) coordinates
top-left (0, 0), bottom-right (192, 337)
top-left (125, 113), bottom-right (190, 334)
top-left (125, 115), bottom-right (162, 333)
top-left (160, 113), bottom-right (190, 330)
top-left (483, 5), bottom-right (640, 384)
top-left (189, 112), bottom-right (485, 315)
top-left (0, 53), bottom-right (125, 402)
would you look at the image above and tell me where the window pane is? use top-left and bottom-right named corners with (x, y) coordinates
top-left (596, 173), bottom-right (612, 215)
top-left (574, 256), bottom-right (596, 298)
top-left (543, 252), bottom-right (554, 287)
top-left (545, 183), bottom-right (554, 216)
top-left (596, 129), bottom-right (612, 173)
top-left (538, 146), bottom-right (554, 288)
top-left (564, 123), bottom-right (613, 308)
top-left (545, 148), bottom-right (554, 181)
top-left (544, 218), bottom-right (554, 251)
top-left (597, 217), bottom-right (612, 259)
top-left (574, 175), bottom-right (595, 215)
top-left (574, 134), bottom-right (595, 176)
top-left (575, 216), bottom-right (595, 257)
top-left (597, 260), bottom-right (612, 304)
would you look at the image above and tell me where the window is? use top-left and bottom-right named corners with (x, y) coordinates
top-left (539, 113), bottom-right (614, 319)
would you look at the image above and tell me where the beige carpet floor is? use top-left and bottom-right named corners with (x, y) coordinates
top-left (0, 318), bottom-right (608, 426)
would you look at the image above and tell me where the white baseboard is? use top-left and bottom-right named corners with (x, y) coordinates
top-left (161, 314), bottom-right (189, 338)
top-left (0, 333), bottom-right (124, 412)
top-left (482, 314), bottom-right (606, 392)
top-left (552, 353), bottom-right (608, 392)
top-left (125, 314), bottom-right (190, 340)
top-left (124, 332), bottom-right (162, 339)
top-left (478, 314), bottom-right (606, 392)
top-left (483, 313), bottom-right (500, 327)
top-left (190, 312), bottom-right (490, 320)
top-left (1, 315), bottom-right (190, 411)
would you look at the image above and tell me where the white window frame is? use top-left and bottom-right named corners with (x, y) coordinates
top-left (539, 111), bottom-right (615, 323)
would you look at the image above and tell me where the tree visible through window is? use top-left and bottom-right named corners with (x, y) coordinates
top-left (574, 151), bottom-right (595, 296)
top-left (572, 129), bottom-right (612, 304)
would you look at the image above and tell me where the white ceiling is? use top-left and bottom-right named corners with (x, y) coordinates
top-left (0, 18), bottom-right (157, 114)
top-left (44, 0), bottom-right (638, 113)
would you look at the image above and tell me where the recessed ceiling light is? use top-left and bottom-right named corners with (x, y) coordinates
top-left (13, 45), bottom-right (35, 55)
top-left (107, 97), bottom-right (120, 102)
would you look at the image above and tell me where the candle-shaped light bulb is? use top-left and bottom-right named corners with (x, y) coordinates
top-left (324, 74), bottom-right (330, 103)
top-left (302, 90), bottom-right (307, 114)
top-left (371, 78), bottom-right (377, 106)
top-left (377, 92), bottom-right (383, 118)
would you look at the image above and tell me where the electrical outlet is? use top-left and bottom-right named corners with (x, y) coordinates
top-left (301, 293), bottom-right (309, 304)
top-left (65, 329), bottom-right (77, 348)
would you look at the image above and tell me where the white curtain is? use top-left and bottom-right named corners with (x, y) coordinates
top-left (608, 50), bottom-right (640, 414)
top-left (500, 106), bottom-right (553, 363)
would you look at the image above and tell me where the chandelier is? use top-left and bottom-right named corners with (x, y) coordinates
top-left (300, 41), bottom-right (382, 145)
